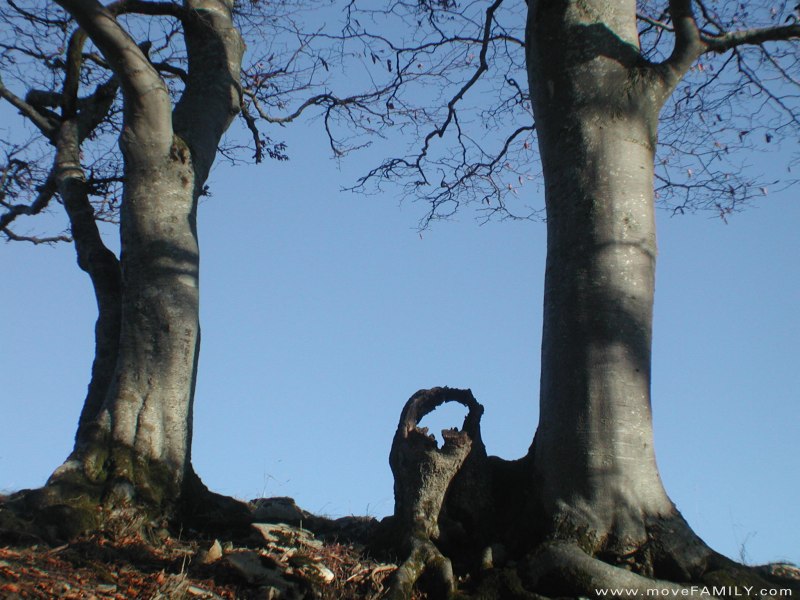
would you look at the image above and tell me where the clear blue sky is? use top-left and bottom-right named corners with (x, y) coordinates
top-left (2, 111), bottom-right (798, 566)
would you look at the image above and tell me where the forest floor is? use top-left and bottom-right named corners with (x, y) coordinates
top-left (0, 496), bottom-right (400, 600)
top-left (4, 494), bottom-right (798, 600)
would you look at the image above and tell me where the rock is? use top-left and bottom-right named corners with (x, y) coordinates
top-left (252, 522), bottom-right (323, 550)
top-left (302, 562), bottom-right (335, 584)
top-left (256, 586), bottom-right (283, 600)
top-left (224, 551), bottom-right (264, 584)
top-left (759, 563), bottom-right (800, 581)
top-left (249, 496), bottom-right (380, 545)
top-left (186, 585), bottom-right (223, 598)
top-left (223, 550), bottom-right (292, 591)
top-left (199, 539), bottom-right (223, 564)
top-left (251, 497), bottom-right (309, 525)
top-left (313, 515), bottom-right (378, 544)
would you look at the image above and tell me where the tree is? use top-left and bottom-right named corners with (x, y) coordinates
top-left (0, 0), bottom-right (382, 535)
top-left (0, 0), bottom-right (248, 534)
top-left (2, 0), bottom-right (798, 596)
top-left (341, 1), bottom-right (800, 597)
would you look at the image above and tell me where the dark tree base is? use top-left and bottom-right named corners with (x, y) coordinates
top-left (377, 388), bottom-right (800, 600)
top-left (0, 448), bottom-right (251, 546)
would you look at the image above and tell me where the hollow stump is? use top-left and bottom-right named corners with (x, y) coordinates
top-left (385, 387), bottom-right (484, 599)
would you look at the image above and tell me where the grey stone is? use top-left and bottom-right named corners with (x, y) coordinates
top-left (758, 563), bottom-right (800, 581)
top-left (252, 522), bottom-right (323, 549)
top-left (251, 497), bottom-right (309, 524)
top-left (302, 562), bottom-right (335, 584)
top-left (199, 539), bottom-right (223, 564)
top-left (256, 586), bottom-right (283, 600)
top-left (223, 551), bottom-right (291, 590)
top-left (186, 585), bottom-right (224, 598)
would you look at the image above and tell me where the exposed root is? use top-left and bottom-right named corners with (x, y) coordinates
top-left (380, 389), bottom-right (798, 600)
top-left (523, 541), bottom-right (719, 599)
top-left (518, 541), bottom-right (800, 600)
top-left (646, 512), bottom-right (716, 581)
top-left (386, 537), bottom-right (457, 600)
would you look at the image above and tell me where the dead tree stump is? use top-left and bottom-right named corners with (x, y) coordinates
top-left (384, 387), bottom-right (485, 600)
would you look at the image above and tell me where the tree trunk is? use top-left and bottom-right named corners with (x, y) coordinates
top-left (91, 143), bottom-right (201, 502)
top-left (523, 0), bottom-right (706, 567)
top-left (380, 2), bottom-right (800, 597)
top-left (54, 118), bottom-right (123, 446)
top-left (25, 0), bottom-right (246, 536)
top-left (44, 137), bottom-right (201, 515)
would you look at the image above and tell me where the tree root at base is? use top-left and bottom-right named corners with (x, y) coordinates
top-left (1, 452), bottom-right (251, 544)
top-left (469, 540), bottom-right (800, 600)
top-left (523, 541), bottom-right (716, 599)
top-left (386, 537), bottom-right (457, 600)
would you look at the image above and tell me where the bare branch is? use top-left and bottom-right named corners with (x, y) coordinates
top-left (54, 0), bottom-right (172, 149)
top-left (702, 24), bottom-right (800, 53)
top-left (0, 171), bottom-right (58, 231)
top-left (0, 77), bottom-right (58, 138)
top-left (62, 28), bottom-right (88, 118)
top-left (2, 227), bottom-right (72, 244)
top-left (7, 0), bottom-right (69, 28)
top-left (106, 0), bottom-right (185, 19)
top-left (413, 0), bottom-right (506, 178)
top-left (663, 0), bottom-right (704, 83)
top-left (239, 101), bottom-right (264, 163)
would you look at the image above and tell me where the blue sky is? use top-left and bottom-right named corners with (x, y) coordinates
top-left (2, 108), bottom-right (798, 568)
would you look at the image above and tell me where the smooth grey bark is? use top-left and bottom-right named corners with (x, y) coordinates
top-left (44, 0), bottom-right (244, 512)
top-left (56, 120), bottom-right (123, 446)
top-left (525, 0), bottom-right (691, 552)
top-left (49, 57), bottom-right (124, 444)
top-left (380, 3), bottom-right (800, 597)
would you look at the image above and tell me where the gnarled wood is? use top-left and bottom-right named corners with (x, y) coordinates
top-left (385, 387), bottom-right (484, 599)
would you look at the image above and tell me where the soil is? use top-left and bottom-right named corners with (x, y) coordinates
top-left (0, 496), bottom-right (399, 600)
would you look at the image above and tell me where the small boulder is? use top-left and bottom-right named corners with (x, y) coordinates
top-left (199, 539), bottom-right (223, 565)
top-left (758, 563), bottom-right (800, 581)
top-left (251, 497), bottom-right (308, 525)
top-left (223, 550), bottom-right (290, 590)
top-left (252, 522), bottom-right (323, 550)
top-left (302, 562), bottom-right (335, 585)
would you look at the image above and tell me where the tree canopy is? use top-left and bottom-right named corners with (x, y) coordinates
top-left (4, 1), bottom-right (799, 238)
